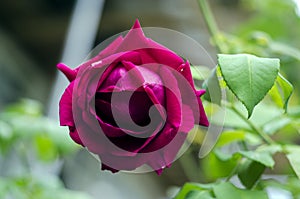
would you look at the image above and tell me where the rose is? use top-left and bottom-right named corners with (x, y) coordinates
top-left (58, 20), bottom-right (209, 175)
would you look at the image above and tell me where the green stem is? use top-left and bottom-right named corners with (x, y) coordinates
top-left (197, 0), bottom-right (225, 53)
top-left (229, 104), bottom-right (275, 145)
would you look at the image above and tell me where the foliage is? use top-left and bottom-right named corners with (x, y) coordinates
top-left (175, 0), bottom-right (300, 198)
top-left (0, 99), bottom-right (91, 199)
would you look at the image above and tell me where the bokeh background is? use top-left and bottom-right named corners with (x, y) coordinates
top-left (0, 0), bottom-right (299, 198)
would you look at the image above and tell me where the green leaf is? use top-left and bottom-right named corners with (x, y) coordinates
top-left (216, 130), bottom-right (246, 147)
top-left (214, 149), bottom-right (234, 161)
top-left (174, 183), bottom-right (214, 199)
top-left (285, 146), bottom-right (300, 179)
top-left (203, 152), bottom-right (238, 179)
top-left (269, 73), bottom-right (293, 111)
top-left (218, 54), bottom-right (280, 118)
top-left (4, 99), bottom-right (42, 117)
top-left (213, 183), bottom-right (240, 199)
top-left (186, 190), bottom-right (215, 199)
top-left (263, 117), bottom-right (292, 135)
top-left (288, 106), bottom-right (300, 118)
top-left (238, 159), bottom-right (265, 189)
top-left (270, 42), bottom-right (300, 62)
top-left (213, 182), bottom-right (268, 199)
top-left (286, 152), bottom-right (300, 179)
top-left (256, 144), bottom-right (282, 154)
top-left (35, 135), bottom-right (58, 162)
top-left (202, 67), bottom-right (222, 105)
top-left (42, 120), bottom-right (79, 155)
top-left (238, 150), bottom-right (275, 168)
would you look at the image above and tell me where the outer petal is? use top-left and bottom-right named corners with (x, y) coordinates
top-left (178, 60), bottom-right (195, 89)
top-left (116, 20), bottom-right (150, 53)
top-left (59, 82), bottom-right (75, 127)
top-left (196, 90), bottom-right (209, 127)
top-left (137, 48), bottom-right (184, 70)
top-left (69, 127), bottom-right (84, 146)
top-left (57, 35), bottom-right (124, 82)
top-left (57, 63), bottom-right (77, 82)
top-left (158, 66), bottom-right (182, 128)
top-left (75, 35), bottom-right (124, 71)
top-left (115, 20), bottom-right (184, 70)
top-left (74, 51), bottom-right (140, 112)
top-left (100, 153), bottom-right (149, 172)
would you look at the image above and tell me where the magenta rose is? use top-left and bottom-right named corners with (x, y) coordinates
top-left (58, 20), bottom-right (209, 175)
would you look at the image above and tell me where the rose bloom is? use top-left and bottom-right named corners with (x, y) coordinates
top-left (58, 20), bottom-right (209, 175)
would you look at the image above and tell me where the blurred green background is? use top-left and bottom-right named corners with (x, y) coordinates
top-left (0, 0), bottom-right (300, 198)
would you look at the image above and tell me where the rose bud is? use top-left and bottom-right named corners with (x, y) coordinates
top-left (58, 20), bottom-right (209, 175)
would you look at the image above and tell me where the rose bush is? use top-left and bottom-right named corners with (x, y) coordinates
top-left (58, 20), bottom-right (209, 174)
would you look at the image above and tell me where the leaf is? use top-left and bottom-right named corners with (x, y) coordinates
top-left (4, 99), bottom-right (42, 117)
top-left (244, 133), bottom-right (262, 145)
top-left (35, 135), bottom-right (58, 162)
top-left (270, 42), bottom-right (300, 62)
top-left (213, 182), bottom-right (268, 199)
top-left (186, 190), bottom-right (215, 199)
top-left (288, 106), bottom-right (300, 118)
top-left (268, 73), bottom-right (293, 111)
top-left (213, 183), bottom-right (240, 199)
top-left (257, 144), bottom-right (282, 154)
top-left (286, 152), bottom-right (300, 179)
top-left (218, 54), bottom-right (280, 118)
top-left (202, 67), bottom-right (222, 105)
top-left (174, 183), bottom-right (214, 199)
top-left (237, 151), bottom-right (275, 168)
top-left (237, 159), bottom-right (265, 189)
top-left (42, 120), bottom-right (79, 155)
top-left (263, 117), bottom-right (292, 135)
top-left (216, 130), bottom-right (246, 147)
top-left (203, 152), bottom-right (238, 179)
top-left (285, 146), bottom-right (300, 179)
top-left (214, 149), bottom-right (234, 161)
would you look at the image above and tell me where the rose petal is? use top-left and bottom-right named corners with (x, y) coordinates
top-left (97, 51), bottom-right (142, 92)
top-left (196, 90), bottom-right (209, 126)
top-left (143, 86), bottom-right (166, 120)
top-left (115, 20), bottom-right (184, 70)
top-left (158, 66), bottom-right (182, 128)
top-left (147, 153), bottom-right (166, 175)
top-left (69, 127), bottom-right (84, 146)
top-left (57, 63), bottom-right (77, 82)
top-left (101, 163), bottom-right (119, 173)
top-left (74, 109), bottom-right (108, 154)
top-left (177, 60), bottom-right (195, 88)
top-left (100, 153), bottom-right (148, 172)
top-left (138, 48), bottom-right (184, 69)
top-left (75, 52), bottom-right (139, 110)
top-left (116, 20), bottom-right (149, 53)
top-left (75, 35), bottom-right (124, 71)
top-left (140, 105), bottom-right (193, 153)
top-left (95, 91), bottom-right (154, 127)
top-left (59, 82), bottom-right (75, 127)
